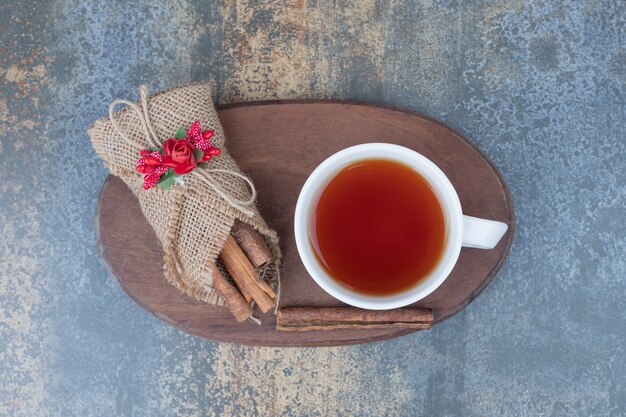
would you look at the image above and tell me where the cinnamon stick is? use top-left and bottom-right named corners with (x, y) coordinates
top-left (256, 278), bottom-right (277, 300)
top-left (276, 307), bottom-right (433, 332)
top-left (219, 235), bottom-right (275, 313)
top-left (229, 223), bottom-right (276, 299)
top-left (231, 219), bottom-right (272, 269)
top-left (211, 266), bottom-right (252, 322)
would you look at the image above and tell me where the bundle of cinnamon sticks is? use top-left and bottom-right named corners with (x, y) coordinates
top-left (212, 219), bottom-right (276, 322)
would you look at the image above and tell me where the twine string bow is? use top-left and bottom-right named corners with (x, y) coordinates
top-left (108, 85), bottom-right (257, 216)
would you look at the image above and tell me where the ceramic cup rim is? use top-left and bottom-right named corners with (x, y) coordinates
top-left (294, 143), bottom-right (464, 310)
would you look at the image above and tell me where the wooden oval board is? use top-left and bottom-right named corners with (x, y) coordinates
top-left (96, 101), bottom-right (514, 347)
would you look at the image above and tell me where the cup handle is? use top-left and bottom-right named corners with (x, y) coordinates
top-left (461, 215), bottom-right (508, 249)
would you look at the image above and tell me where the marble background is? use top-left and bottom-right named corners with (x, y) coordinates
top-left (1, 1), bottom-right (624, 416)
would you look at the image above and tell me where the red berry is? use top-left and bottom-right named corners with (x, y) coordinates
top-left (142, 156), bottom-right (161, 166)
top-left (207, 148), bottom-right (221, 156)
top-left (202, 130), bottom-right (214, 139)
top-left (136, 165), bottom-right (156, 174)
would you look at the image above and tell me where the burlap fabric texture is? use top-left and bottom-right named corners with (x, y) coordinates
top-left (88, 83), bottom-right (281, 306)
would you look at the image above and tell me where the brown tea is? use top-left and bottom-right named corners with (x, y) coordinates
top-left (310, 158), bottom-right (445, 295)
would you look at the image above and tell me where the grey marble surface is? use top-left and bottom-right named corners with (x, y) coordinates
top-left (1, 1), bottom-right (624, 416)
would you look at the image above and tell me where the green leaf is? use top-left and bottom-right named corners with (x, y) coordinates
top-left (174, 128), bottom-right (186, 139)
top-left (157, 169), bottom-right (178, 190)
top-left (157, 168), bottom-right (177, 183)
top-left (193, 148), bottom-right (204, 163)
top-left (159, 176), bottom-right (177, 190)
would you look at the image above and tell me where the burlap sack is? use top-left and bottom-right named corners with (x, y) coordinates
top-left (88, 83), bottom-right (281, 306)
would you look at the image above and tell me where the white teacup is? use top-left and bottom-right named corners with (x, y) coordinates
top-left (294, 143), bottom-right (508, 310)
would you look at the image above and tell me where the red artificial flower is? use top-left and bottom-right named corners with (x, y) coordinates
top-left (136, 150), bottom-right (168, 190)
top-left (135, 122), bottom-right (221, 191)
top-left (143, 166), bottom-right (169, 189)
top-left (186, 121), bottom-right (220, 162)
top-left (162, 138), bottom-right (197, 174)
